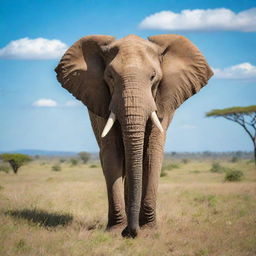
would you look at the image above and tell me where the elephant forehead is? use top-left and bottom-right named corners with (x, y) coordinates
top-left (109, 35), bottom-right (160, 58)
top-left (106, 40), bottom-right (160, 72)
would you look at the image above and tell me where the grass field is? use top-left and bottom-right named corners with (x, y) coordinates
top-left (0, 158), bottom-right (255, 256)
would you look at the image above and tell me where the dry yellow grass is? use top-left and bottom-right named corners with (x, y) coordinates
top-left (0, 158), bottom-right (255, 256)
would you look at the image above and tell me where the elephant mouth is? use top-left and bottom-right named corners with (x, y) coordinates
top-left (101, 111), bottom-right (163, 138)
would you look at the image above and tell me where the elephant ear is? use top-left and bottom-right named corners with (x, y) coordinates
top-left (55, 35), bottom-right (115, 118)
top-left (148, 34), bottom-right (213, 117)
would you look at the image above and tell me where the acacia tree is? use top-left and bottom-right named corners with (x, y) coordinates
top-left (0, 153), bottom-right (31, 174)
top-left (206, 105), bottom-right (256, 165)
top-left (78, 152), bottom-right (91, 164)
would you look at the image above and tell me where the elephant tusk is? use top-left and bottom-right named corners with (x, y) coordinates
top-left (150, 111), bottom-right (164, 133)
top-left (101, 112), bottom-right (116, 138)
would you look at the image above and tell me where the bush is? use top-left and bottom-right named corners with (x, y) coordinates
top-left (90, 164), bottom-right (98, 168)
top-left (231, 156), bottom-right (239, 163)
top-left (210, 162), bottom-right (226, 173)
top-left (70, 159), bottom-right (78, 166)
top-left (160, 169), bottom-right (167, 177)
top-left (52, 164), bottom-right (61, 172)
top-left (0, 164), bottom-right (10, 173)
top-left (59, 159), bottom-right (65, 163)
top-left (181, 158), bottom-right (189, 164)
top-left (225, 169), bottom-right (244, 182)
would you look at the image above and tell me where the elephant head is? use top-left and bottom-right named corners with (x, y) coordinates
top-left (55, 34), bottom-right (213, 236)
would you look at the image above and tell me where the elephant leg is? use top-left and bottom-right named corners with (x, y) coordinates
top-left (139, 115), bottom-right (172, 228)
top-left (88, 111), bottom-right (126, 229)
top-left (100, 142), bottom-right (126, 229)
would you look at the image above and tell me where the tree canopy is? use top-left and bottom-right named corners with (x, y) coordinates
top-left (206, 105), bottom-right (256, 116)
top-left (206, 105), bottom-right (256, 165)
top-left (0, 153), bottom-right (31, 174)
top-left (78, 152), bottom-right (91, 164)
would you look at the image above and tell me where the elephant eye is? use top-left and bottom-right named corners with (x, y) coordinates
top-left (108, 73), bottom-right (114, 83)
top-left (150, 71), bottom-right (156, 81)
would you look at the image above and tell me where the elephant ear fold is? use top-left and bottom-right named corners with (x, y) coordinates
top-left (148, 34), bottom-right (213, 116)
top-left (55, 35), bottom-right (115, 118)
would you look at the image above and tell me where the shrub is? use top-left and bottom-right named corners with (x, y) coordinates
top-left (181, 158), bottom-right (189, 164)
top-left (90, 164), bottom-right (98, 168)
top-left (231, 156), bottom-right (239, 163)
top-left (210, 162), bottom-right (226, 173)
top-left (160, 169), bottom-right (167, 177)
top-left (70, 159), bottom-right (78, 166)
top-left (59, 159), bottom-right (65, 163)
top-left (52, 164), bottom-right (61, 172)
top-left (0, 164), bottom-right (10, 173)
top-left (225, 169), bottom-right (244, 182)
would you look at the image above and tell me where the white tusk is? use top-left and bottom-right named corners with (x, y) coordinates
top-left (101, 112), bottom-right (116, 138)
top-left (150, 111), bottom-right (164, 133)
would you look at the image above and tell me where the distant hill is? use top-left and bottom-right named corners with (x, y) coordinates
top-left (0, 149), bottom-right (78, 156)
top-left (0, 149), bottom-right (100, 160)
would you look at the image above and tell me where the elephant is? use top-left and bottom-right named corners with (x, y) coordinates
top-left (55, 34), bottom-right (213, 238)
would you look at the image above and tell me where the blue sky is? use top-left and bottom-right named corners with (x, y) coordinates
top-left (0, 0), bottom-right (256, 152)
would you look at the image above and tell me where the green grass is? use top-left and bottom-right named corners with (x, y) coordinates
top-left (0, 159), bottom-right (255, 256)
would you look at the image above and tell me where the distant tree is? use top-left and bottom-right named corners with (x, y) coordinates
top-left (70, 158), bottom-right (78, 166)
top-left (0, 153), bottom-right (31, 174)
top-left (206, 105), bottom-right (256, 165)
top-left (78, 152), bottom-right (91, 164)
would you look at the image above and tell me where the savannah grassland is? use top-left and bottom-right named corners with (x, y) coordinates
top-left (0, 157), bottom-right (255, 256)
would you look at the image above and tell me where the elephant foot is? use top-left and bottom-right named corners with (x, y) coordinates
top-left (106, 221), bottom-right (126, 232)
top-left (106, 211), bottom-right (126, 231)
top-left (139, 215), bottom-right (156, 228)
top-left (139, 203), bottom-right (156, 227)
top-left (121, 226), bottom-right (139, 238)
top-left (140, 220), bottom-right (157, 230)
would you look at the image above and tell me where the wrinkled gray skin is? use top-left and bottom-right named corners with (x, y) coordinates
top-left (55, 34), bottom-right (213, 238)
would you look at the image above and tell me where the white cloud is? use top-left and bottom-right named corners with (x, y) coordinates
top-left (139, 8), bottom-right (256, 32)
top-left (213, 62), bottom-right (256, 80)
top-left (33, 98), bottom-right (58, 107)
top-left (0, 37), bottom-right (68, 59)
top-left (65, 100), bottom-right (83, 107)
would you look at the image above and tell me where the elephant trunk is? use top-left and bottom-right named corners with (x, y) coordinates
top-left (122, 115), bottom-right (146, 237)
top-left (113, 86), bottom-right (155, 237)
